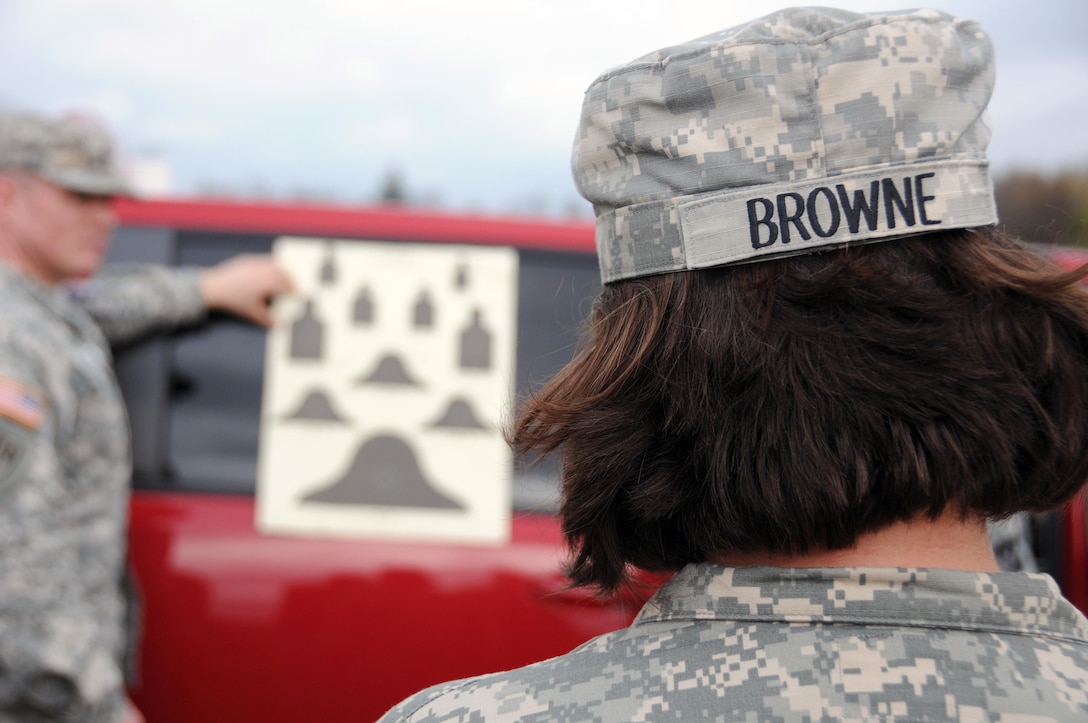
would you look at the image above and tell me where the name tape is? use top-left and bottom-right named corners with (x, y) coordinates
top-left (679, 160), bottom-right (996, 269)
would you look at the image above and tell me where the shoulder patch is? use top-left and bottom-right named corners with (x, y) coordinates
top-left (0, 375), bottom-right (48, 430)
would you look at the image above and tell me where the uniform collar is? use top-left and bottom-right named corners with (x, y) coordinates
top-left (636, 564), bottom-right (1088, 644)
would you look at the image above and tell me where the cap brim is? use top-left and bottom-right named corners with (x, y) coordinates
top-left (43, 168), bottom-right (135, 198)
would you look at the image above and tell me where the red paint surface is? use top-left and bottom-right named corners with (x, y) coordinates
top-left (1062, 493), bottom-right (1088, 614)
top-left (127, 492), bottom-right (645, 722)
top-left (114, 197), bottom-right (596, 253)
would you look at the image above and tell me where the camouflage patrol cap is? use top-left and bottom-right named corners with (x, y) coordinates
top-left (0, 113), bottom-right (131, 196)
top-left (573, 7), bottom-right (998, 283)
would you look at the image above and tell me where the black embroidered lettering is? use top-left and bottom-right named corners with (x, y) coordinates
top-left (915, 172), bottom-right (941, 226)
top-left (806, 187), bottom-right (841, 238)
top-left (747, 198), bottom-right (778, 249)
top-left (836, 181), bottom-right (881, 233)
top-left (882, 177), bottom-right (916, 229)
top-left (776, 192), bottom-right (810, 244)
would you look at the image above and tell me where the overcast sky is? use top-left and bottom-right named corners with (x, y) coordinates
top-left (0, 1), bottom-right (1085, 216)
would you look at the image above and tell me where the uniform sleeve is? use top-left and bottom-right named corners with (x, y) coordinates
top-left (67, 263), bottom-right (207, 346)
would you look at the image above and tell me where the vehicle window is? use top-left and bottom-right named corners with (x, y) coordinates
top-left (513, 248), bottom-right (601, 510)
top-left (164, 232), bottom-right (274, 494)
top-left (159, 232), bottom-right (600, 510)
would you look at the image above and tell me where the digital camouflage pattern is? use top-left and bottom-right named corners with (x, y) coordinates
top-left (0, 262), bottom-right (203, 722)
top-left (71, 264), bottom-right (206, 345)
top-left (381, 564), bottom-right (1088, 722)
top-left (572, 8), bottom-right (998, 282)
top-left (0, 114), bottom-right (131, 197)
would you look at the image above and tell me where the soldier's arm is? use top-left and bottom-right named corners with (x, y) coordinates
top-left (68, 264), bottom-right (206, 346)
top-left (72, 256), bottom-right (294, 346)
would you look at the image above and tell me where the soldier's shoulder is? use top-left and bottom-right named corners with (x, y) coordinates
top-left (0, 278), bottom-right (61, 336)
top-left (0, 290), bottom-right (66, 365)
top-left (377, 629), bottom-right (634, 722)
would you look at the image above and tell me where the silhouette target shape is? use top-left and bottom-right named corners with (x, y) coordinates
top-left (289, 299), bottom-right (324, 360)
top-left (283, 389), bottom-right (349, 423)
top-left (301, 434), bottom-right (464, 510)
top-left (356, 353), bottom-right (422, 386)
top-left (430, 398), bottom-right (488, 430)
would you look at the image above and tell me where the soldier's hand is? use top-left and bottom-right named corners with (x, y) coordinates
top-left (199, 254), bottom-right (295, 327)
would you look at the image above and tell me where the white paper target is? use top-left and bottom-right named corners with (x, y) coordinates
top-left (256, 236), bottom-right (518, 545)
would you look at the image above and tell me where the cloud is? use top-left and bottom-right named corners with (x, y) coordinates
top-left (1, 0), bottom-right (1085, 210)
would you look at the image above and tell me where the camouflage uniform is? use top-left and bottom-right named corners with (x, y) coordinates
top-left (380, 564), bottom-right (1088, 722)
top-left (0, 260), bottom-right (204, 722)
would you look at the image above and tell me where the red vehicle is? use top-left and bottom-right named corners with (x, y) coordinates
top-left (109, 198), bottom-right (1088, 722)
top-left (109, 198), bottom-right (647, 723)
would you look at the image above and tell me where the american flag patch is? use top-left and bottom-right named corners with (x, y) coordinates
top-left (0, 376), bottom-right (47, 430)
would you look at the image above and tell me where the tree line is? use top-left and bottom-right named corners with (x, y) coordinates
top-left (995, 169), bottom-right (1088, 248)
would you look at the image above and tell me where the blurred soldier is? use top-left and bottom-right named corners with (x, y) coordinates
top-left (0, 113), bottom-right (293, 722)
top-left (382, 7), bottom-right (1088, 721)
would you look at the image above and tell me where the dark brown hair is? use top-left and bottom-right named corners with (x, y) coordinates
top-left (511, 228), bottom-right (1088, 593)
